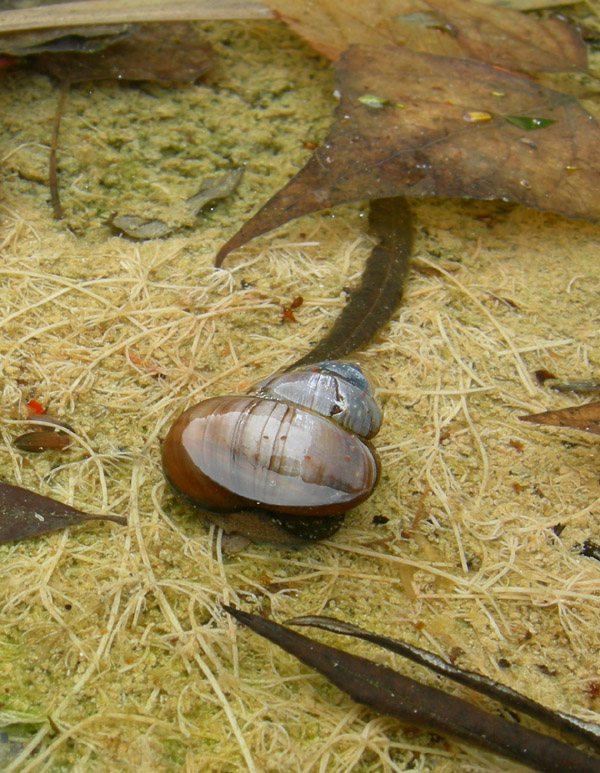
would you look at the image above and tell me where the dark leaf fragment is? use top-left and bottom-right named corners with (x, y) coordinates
top-left (504, 115), bottom-right (556, 131)
top-left (13, 430), bottom-right (71, 452)
top-left (224, 606), bottom-right (600, 773)
top-left (185, 168), bottom-right (244, 217)
top-left (519, 401), bottom-right (600, 435)
top-left (287, 614), bottom-right (600, 751)
top-left (580, 540), bottom-right (600, 562)
top-left (547, 378), bottom-right (600, 394)
top-left (0, 23), bottom-right (133, 56)
top-left (110, 168), bottom-right (244, 240)
top-left (216, 44), bottom-right (600, 264)
top-left (34, 23), bottom-right (214, 83)
top-left (0, 481), bottom-right (126, 542)
top-left (110, 215), bottom-right (172, 240)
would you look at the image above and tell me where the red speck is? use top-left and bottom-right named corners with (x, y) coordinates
top-left (290, 296), bottom-right (304, 309)
top-left (281, 307), bottom-right (296, 322)
top-left (302, 140), bottom-right (318, 150)
top-left (26, 399), bottom-right (44, 415)
top-left (0, 56), bottom-right (15, 69)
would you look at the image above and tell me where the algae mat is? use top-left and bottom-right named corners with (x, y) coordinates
top-left (0, 18), bottom-right (599, 773)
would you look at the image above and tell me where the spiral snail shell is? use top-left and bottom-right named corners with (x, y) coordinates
top-left (162, 361), bottom-right (381, 544)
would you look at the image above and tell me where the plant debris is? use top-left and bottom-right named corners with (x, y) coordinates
top-left (32, 22), bottom-right (216, 219)
top-left (286, 614), bottom-right (600, 751)
top-left (110, 168), bottom-right (244, 240)
top-left (13, 430), bottom-right (71, 452)
top-left (0, 481), bottom-right (126, 542)
top-left (216, 41), bottom-right (600, 263)
top-left (519, 401), bottom-right (600, 435)
top-left (265, 0), bottom-right (586, 71)
top-left (34, 22), bottom-right (215, 83)
top-left (0, 22), bottom-right (133, 56)
top-left (224, 606), bottom-right (600, 772)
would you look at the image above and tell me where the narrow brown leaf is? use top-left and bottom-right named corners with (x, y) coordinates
top-left (287, 614), bottom-right (600, 751)
top-left (224, 606), bottom-right (600, 772)
top-left (13, 430), bottom-right (71, 452)
top-left (519, 401), bottom-right (600, 435)
top-left (0, 481), bottom-right (126, 542)
top-left (216, 44), bottom-right (600, 264)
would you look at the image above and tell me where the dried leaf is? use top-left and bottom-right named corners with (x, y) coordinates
top-left (0, 23), bottom-right (133, 56)
top-left (13, 430), bottom-right (71, 452)
top-left (0, 481), bottom-right (126, 542)
top-left (267, 0), bottom-right (586, 71)
top-left (0, 0), bottom-right (273, 34)
top-left (185, 168), bottom-right (244, 217)
top-left (547, 378), bottom-right (600, 394)
top-left (287, 614), bottom-right (600, 750)
top-left (519, 401), bottom-right (600, 435)
top-left (216, 44), bottom-right (600, 263)
top-left (224, 606), bottom-right (600, 771)
top-left (110, 215), bottom-right (172, 240)
top-left (35, 23), bottom-right (215, 83)
top-left (110, 168), bottom-right (245, 240)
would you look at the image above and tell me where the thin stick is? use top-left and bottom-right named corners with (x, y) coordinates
top-left (49, 80), bottom-right (70, 220)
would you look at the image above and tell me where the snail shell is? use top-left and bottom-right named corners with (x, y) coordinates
top-left (162, 361), bottom-right (381, 543)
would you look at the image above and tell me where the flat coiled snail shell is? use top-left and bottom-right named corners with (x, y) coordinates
top-left (162, 361), bottom-right (381, 544)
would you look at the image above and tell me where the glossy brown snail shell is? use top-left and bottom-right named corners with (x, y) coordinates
top-left (162, 361), bottom-right (381, 544)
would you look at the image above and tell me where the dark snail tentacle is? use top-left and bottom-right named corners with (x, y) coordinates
top-left (289, 197), bottom-right (412, 369)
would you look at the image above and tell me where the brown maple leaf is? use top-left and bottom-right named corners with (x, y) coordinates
top-left (217, 43), bottom-right (600, 263)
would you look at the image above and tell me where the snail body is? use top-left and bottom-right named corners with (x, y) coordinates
top-left (162, 361), bottom-right (381, 543)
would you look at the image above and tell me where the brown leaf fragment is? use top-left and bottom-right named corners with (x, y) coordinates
top-left (13, 430), bottom-right (71, 452)
top-left (424, 0), bottom-right (586, 73)
top-left (580, 539), bottom-right (600, 562)
top-left (185, 168), bottom-right (244, 217)
top-left (224, 606), bottom-right (600, 772)
top-left (519, 401), bottom-right (600, 435)
top-left (268, 0), bottom-right (586, 72)
top-left (109, 168), bottom-right (244, 240)
top-left (35, 23), bottom-right (215, 83)
top-left (0, 481), bottom-right (126, 542)
top-left (216, 45), bottom-right (600, 263)
top-left (110, 215), bottom-right (172, 240)
top-left (547, 378), bottom-right (600, 394)
top-left (287, 614), bottom-right (600, 751)
top-left (0, 23), bottom-right (133, 56)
